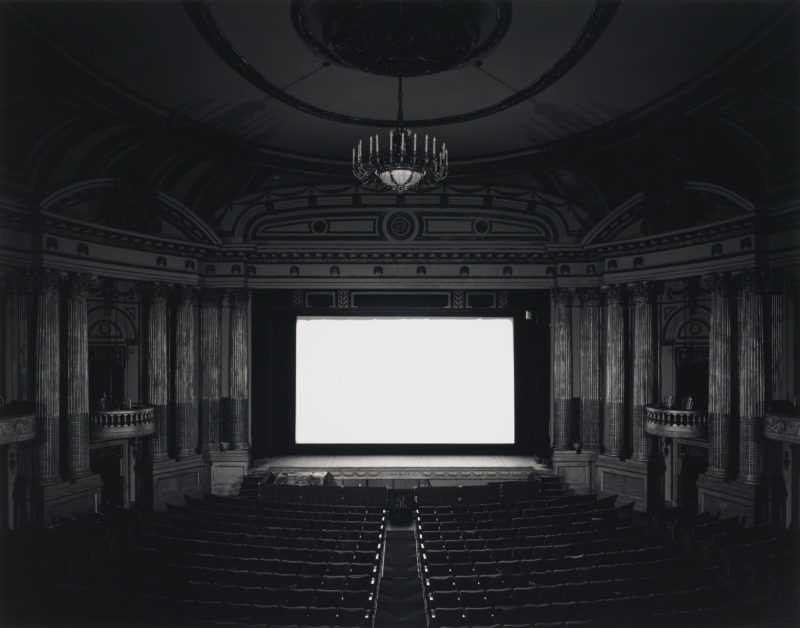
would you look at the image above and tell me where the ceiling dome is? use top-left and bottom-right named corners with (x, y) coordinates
top-left (293, 0), bottom-right (511, 76)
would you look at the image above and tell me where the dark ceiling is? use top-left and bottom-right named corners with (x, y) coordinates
top-left (1, 0), bottom-right (798, 233)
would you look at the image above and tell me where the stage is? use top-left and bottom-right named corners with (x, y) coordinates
top-left (252, 455), bottom-right (547, 486)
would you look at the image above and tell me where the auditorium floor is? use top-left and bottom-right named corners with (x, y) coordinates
top-left (254, 455), bottom-right (547, 482)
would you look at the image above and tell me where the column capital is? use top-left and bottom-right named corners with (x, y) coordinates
top-left (577, 286), bottom-right (602, 306)
top-left (200, 287), bottom-right (226, 308)
top-left (227, 288), bottom-right (251, 308)
top-left (764, 268), bottom-right (791, 295)
top-left (701, 272), bottom-right (731, 297)
top-left (552, 287), bottom-right (574, 308)
top-left (64, 272), bottom-right (94, 297)
top-left (602, 283), bottom-right (626, 305)
top-left (628, 280), bottom-right (661, 303)
top-left (28, 267), bottom-right (61, 295)
top-left (137, 281), bottom-right (172, 304)
top-left (172, 284), bottom-right (197, 305)
top-left (735, 268), bottom-right (767, 296)
top-left (7, 267), bottom-right (30, 295)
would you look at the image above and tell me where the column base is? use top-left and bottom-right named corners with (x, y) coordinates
top-left (551, 451), bottom-right (595, 495)
top-left (209, 449), bottom-right (251, 496)
top-left (594, 456), bottom-right (652, 512)
top-left (30, 474), bottom-right (102, 525)
top-left (147, 455), bottom-right (208, 511)
top-left (697, 473), bottom-right (767, 526)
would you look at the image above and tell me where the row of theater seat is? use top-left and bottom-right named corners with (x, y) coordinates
top-left (53, 582), bottom-right (372, 628)
top-left (418, 496), bottom-right (712, 628)
top-left (428, 591), bottom-right (773, 628)
top-left (419, 531), bottom-right (656, 555)
top-left (423, 556), bottom-right (686, 592)
top-left (189, 496), bottom-right (385, 522)
top-left (134, 531), bottom-right (379, 564)
top-left (203, 493), bottom-right (386, 516)
top-left (103, 555), bottom-right (376, 590)
top-left (152, 519), bottom-right (380, 552)
top-left (416, 495), bottom-right (599, 516)
top-left (50, 495), bottom-right (386, 627)
top-left (165, 503), bottom-right (384, 540)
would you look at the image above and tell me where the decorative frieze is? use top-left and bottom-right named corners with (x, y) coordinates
top-left (31, 268), bottom-right (61, 484)
top-left (736, 269), bottom-right (765, 484)
top-left (603, 284), bottom-right (626, 457)
top-left (704, 273), bottom-right (733, 478)
top-left (579, 288), bottom-right (602, 452)
top-left (630, 281), bottom-right (658, 461)
top-left (65, 273), bottom-right (93, 478)
top-left (552, 288), bottom-right (573, 451)
top-left (228, 289), bottom-right (250, 450)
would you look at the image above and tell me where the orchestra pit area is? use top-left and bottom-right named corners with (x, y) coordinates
top-left (0, 476), bottom-right (797, 628)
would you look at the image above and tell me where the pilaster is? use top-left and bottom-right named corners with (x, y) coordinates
top-left (31, 268), bottom-right (61, 485)
top-left (704, 273), bottom-right (733, 478)
top-left (174, 285), bottom-right (197, 459)
top-left (630, 281), bottom-right (659, 462)
top-left (737, 270), bottom-right (766, 484)
top-left (552, 288), bottom-right (573, 451)
top-left (65, 273), bottom-right (93, 478)
top-left (603, 284), bottom-right (626, 458)
top-left (228, 289), bottom-right (250, 451)
top-left (142, 282), bottom-right (170, 461)
top-left (200, 288), bottom-right (224, 455)
top-left (579, 288), bottom-right (602, 453)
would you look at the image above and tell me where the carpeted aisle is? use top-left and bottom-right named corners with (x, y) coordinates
top-left (375, 527), bottom-right (427, 627)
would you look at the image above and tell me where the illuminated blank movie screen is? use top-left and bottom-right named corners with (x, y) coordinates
top-left (295, 317), bottom-right (515, 444)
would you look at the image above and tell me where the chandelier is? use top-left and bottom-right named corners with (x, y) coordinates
top-left (352, 76), bottom-right (448, 193)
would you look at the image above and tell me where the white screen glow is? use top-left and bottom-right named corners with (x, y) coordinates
top-left (295, 317), bottom-right (515, 444)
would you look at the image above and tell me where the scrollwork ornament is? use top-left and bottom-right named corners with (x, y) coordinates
top-left (172, 284), bottom-right (197, 305)
top-left (701, 272), bottom-right (730, 298)
top-left (27, 267), bottom-right (61, 295)
top-left (578, 287), bottom-right (602, 306)
top-left (65, 272), bottom-right (94, 298)
top-left (200, 287), bottom-right (225, 308)
top-left (602, 283), bottom-right (626, 305)
top-left (553, 288), bottom-right (573, 308)
top-left (227, 288), bottom-right (251, 309)
top-left (629, 280), bottom-right (660, 303)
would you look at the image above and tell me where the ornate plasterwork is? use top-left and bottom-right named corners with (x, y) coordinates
top-left (218, 184), bottom-right (577, 243)
top-left (39, 178), bottom-right (221, 246)
top-left (0, 414), bottom-right (36, 445)
top-left (765, 411), bottom-right (800, 444)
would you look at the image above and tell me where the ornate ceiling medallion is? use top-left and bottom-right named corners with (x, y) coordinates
top-left (293, 0), bottom-right (511, 77)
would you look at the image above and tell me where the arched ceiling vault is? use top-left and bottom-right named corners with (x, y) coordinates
top-left (0, 0), bottom-right (797, 235)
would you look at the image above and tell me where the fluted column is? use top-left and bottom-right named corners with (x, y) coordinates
top-left (31, 268), bottom-right (61, 484)
top-left (705, 273), bottom-right (733, 478)
top-left (579, 288), bottom-right (602, 452)
top-left (603, 284), bottom-right (626, 457)
top-left (229, 289), bottom-right (250, 450)
top-left (552, 288), bottom-right (573, 451)
top-left (768, 270), bottom-right (788, 403)
top-left (200, 288), bottom-right (223, 454)
top-left (737, 270), bottom-right (765, 484)
top-left (65, 273), bottom-right (93, 478)
top-left (143, 283), bottom-right (170, 460)
top-left (630, 281), bottom-right (658, 461)
top-left (174, 286), bottom-right (198, 458)
top-left (6, 269), bottom-right (30, 402)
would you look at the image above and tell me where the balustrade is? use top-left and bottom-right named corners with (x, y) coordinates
top-left (645, 403), bottom-right (707, 440)
top-left (90, 404), bottom-right (155, 442)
